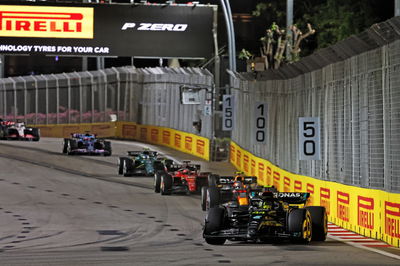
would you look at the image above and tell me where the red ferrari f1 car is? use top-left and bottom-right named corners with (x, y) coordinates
top-left (154, 161), bottom-right (211, 195)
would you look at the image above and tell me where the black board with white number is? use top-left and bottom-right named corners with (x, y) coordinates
top-left (253, 102), bottom-right (268, 144)
top-left (298, 117), bottom-right (321, 160)
top-left (222, 95), bottom-right (234, 131)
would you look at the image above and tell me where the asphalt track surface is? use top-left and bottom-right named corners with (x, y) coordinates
top-left (0, 138), bottom-right (399, 266)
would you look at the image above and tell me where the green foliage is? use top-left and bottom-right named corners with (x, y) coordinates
top-left (238, 49), bottom-right (253, 60)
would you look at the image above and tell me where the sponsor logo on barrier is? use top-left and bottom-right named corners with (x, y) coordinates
top-left (121, 23), bottom-right (188, 32)
top-left (196, 139), bottom-right (205, 156)
top-left (122, 124), bottom-right (136, 138)
top-left (320, 187), bottom-right (330, 215)
top-left (258, 163), bottom-right (264, 184)
top-left (243, 155), bottom-right (249, 173)
top-left (230, 144), bottom-right (235, 164)
top-left (358, 196), bottom-right (374, 230)
top-left (294, 180), bottom-right (302, 191)
top-left (174, 133), bottom-right (181, 148)
top-left (284, 176), bottom-right (290, 192)
top-left (236, 150), bottom-right (241, 168)
top-left (150, 129), bottom-right (158, 143)
top-left (266, 166), bottom-right (272, 185)
top-left (185, 136), bottom-right (192, 152)
top-left (307, 183), bottom-right (314, 206)
top-left (162, 130), bottom-right (170, 145)
top-left (91, 124), bottom-right (111, 137)
top-left (63, 126), bottom-right (79, 138)
top-left (251, 159), bottom-right (256, 176)
top-left (385, 201), bottom-right (400, 238)
top-left (273, 171), bottom-right (280, 191)
top-left (140, 127), bottom-right (147, 141)
top-left (337, 191), bottom-right (350, 222)
top-left (0, 5), bottom-right (93, 38)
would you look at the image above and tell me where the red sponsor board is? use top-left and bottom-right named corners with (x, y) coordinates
top-left (273, 171), bottom-right (280, 191)
top-left (150, 129), bottom-right (159, 143)
top-left (307, 183), bottom-right (315, 206)
top-left (174, 133), bottom-right (181, 149)
top-left (140, 127), bottom-right (147, 141)
top-left (185, 136), bottom-right (193, 152)
top-left (251, 159), bottom-right (256, 176)
top-left (236, 150), bottom-right (241, 168)
top-left (320, 187), bottom-right (331, 215)
top-left (385, 201), bottom-right (400, 238)
top-left (122, 124), bottom-right (136, 139)
top-left (162, 130), bottom-right (170, 145)
top-left (358, 196), bottom-right (374, 230)
top-left (294, 180), bottom-right (302, 192)
top-left (258, 163), bottom-right (265, 184)
top-left (266, 167), bottom-right (272, 185)
top-left (337, 191), bottom-right (350, 222)
top-left (283, 177), bottom-right (290, 192)
top-left (196, 139), bottom-right (205, 156)
top-left (230, 144), bottom-right (236, 164)
top-left (243, 155), bottom-right (249, 173)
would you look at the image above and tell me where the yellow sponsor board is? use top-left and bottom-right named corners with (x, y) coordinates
top-left (115, 122), bottom-right (210, 161)
top-left (0, 5), bottom-right (93, 38)
top-left (230, 141), bottom-right (400, 247)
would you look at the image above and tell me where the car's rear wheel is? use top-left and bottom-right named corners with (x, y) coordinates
top-left (204, 207), bottom-right (226, 245)
top-left (306, 206), bottom-right (327, 241)
top-left (67, 139), bottom-right (77, 155)
top-left (104, 141), bottom-right (112, 156)
top-left (118, 157), bottom-right (128, 175)
top-left (201, 186), bottom-right (208, 211)
top-left (123, 159), bottom-right (133, 177)
top-left (207, 186), bottom-right (220, 209)
top-left (62, 139), bottom-right (68, 154)
top-left (154, 171), bottom-right (162, 193)
top-left (31, 128), bottom-right (40, 141)
top-left (160, 173), bottom-right (172, 195)
top-left (288, 208), bottom-right (312, 244)
top-left (208, 174), bottom-right (218, 188)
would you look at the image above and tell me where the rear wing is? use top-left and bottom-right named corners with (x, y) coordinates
top-left (127, 151), bottom-right (158, 157)
top-left (273, 192), bottom-right (310, 204)
top-left (216, 176), bottom-right (257, 185)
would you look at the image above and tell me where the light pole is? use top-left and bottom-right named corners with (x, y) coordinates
top-left (396, 0), bottom-right (400, 16)
top-left (220, 0), bottom-right (236, 72)
top-left (286, 0), bottom-right (293, 62)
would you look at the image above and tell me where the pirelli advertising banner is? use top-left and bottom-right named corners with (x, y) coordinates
top-left (0, 2), bottom-right (214, 58)
top-left (230, 141), bottom-right (400, 248)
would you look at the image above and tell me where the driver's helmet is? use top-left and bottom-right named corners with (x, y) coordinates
top-left (233, 181), bottom-right (243, 190)
top-left (182, 169), bottom-right (189, 174)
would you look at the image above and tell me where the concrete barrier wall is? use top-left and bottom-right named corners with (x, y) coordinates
top-left (230, 141), bottom-right (400, 248)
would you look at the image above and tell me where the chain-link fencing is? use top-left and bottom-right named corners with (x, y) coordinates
top-left (230, 17), bottom-right (400, 193)
top-left (0, 66), bottom-right (214, 139)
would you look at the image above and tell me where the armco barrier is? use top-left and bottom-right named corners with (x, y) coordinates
top-left (230, 141), bottom-right (400, 248)
top-left (34, 122), bottom-right (210, 161)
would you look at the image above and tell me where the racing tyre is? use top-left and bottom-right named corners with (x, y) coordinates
top-left (207, 174), bottom-right (218, 188)
top-left (154, 171), bottom-right (162, 193)
top-left (104, 141), bottom-right (112, 156)
top-left (31, 128), bottom-right (40, 141)
top-left (207, 186), bottom-right (220, 209)
top-left (123, 159), bottom-right (133, 177)
top-left (160, 173), bottom-right (172, 195)
top-left (288, 208), bottom-right (312, 244)
top-left (62, 139), bottom-right (68, 153)
top-left (67, 139), bottom-right (77, 155)
top-left (306, 206), bottom-right (328, 241)
top-left (0, 128), bottom-right (5, 140)
top-left (201, 186), bottom-right (208, 211)
top-left (153, 161), bottom-right (165, 172)
top-left (204, 207), bottom-right (226, 245)
top-left (118, 157), bottom-right (128, 175)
